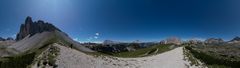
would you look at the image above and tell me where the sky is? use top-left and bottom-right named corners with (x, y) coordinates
top-left (0, 0), bottom-right (240, 42)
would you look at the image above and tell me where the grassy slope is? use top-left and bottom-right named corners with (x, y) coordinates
top-left (183, 46), bottom-right (205, 67)
top-left (185, 46), bottom-right (240, 68)
top-left (0, 38), bottom-right (56, 68)
top-left (0, 52), bottom-right (36, 68)
top-left (0, 31), bottom-right (92, 68)
top-left (98, 44), bottom-right (175, 58)
top-left (0, 32), bottom-right (58, 68)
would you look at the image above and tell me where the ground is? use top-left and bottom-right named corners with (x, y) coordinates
top-left (54, 43), bottom-right (195, 68)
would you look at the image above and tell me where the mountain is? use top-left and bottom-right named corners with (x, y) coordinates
top-left (6, 37), bottom-right (14, 40)
top-left (1, 16), bottom-right (93, 57)
top-left (0, 37), bottom-right (14, 41)
top-left (0, 37), bottom-right (15, 46)
top-left (230, 36), bottom-right (240, 42)
top-left (205, 38), bottom-right (224, 44)
top-left (166, 37), bottom-right (181, 45)
top-left (103, 40), bottom-right (120, 45)
top-left (0, 37), bottom-right (5, 41)
top-left (16, 16), bottom-right (61, 41)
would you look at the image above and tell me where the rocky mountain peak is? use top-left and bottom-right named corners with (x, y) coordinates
top-left (230, 36), bottom-right (240, 42)
top-left (25, 16), bottom-right (33, 24)
top-left (16, 16), bottom-right (61, 41)
top-left (205, 38), bottom-right (224, 44)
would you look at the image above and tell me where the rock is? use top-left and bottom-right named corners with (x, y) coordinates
top-left (16, 16), bottom-right (61, 41)
top-left (205, 38), bottom-right (224, 44)
top-left (166, 37), bottom-right (181, 45)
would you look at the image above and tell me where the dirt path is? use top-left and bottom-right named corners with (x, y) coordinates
top-left (55, 44), bottom-right (192, 68)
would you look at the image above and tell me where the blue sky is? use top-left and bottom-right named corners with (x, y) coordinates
top-left (0, 0), bottom-right (240, 42)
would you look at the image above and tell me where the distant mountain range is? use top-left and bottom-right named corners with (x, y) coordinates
top-left (230, 36), bottom-right (240, 42)
top-left (0, 37), bottom-right (14, 41)
top-left (0, 16), bottom-right (240, 57)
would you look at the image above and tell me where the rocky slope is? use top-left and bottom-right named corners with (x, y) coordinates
top-left (16, 16), bottom-right (60, 41)
top-left (1, 17), bottom-right (93, 57)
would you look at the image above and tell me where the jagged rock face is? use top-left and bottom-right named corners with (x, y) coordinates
top-left (166, 37), bottom-right (181, 45)
top-left (16, 16), bottom-right (61, 41)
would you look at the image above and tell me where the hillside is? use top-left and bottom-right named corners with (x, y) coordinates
top-left (0, 17), bottom-right (94, 68)
top-left (32, 44), bottom-right (192, 68)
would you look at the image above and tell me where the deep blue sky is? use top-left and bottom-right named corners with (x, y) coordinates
top-left (0, 0), bottom-right (240, 42)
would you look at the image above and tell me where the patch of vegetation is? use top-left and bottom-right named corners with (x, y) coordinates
top-left (0, 52), bottom-right (36, 68)
top-left (183, 46), bottom-right (202, 67)
top-left (47, 46), bottom-right (60, 67)
top-left (147, 48), bottom-right (158, 55)
top-left (185, 46), bottom-right (240, 68)
top-left (0, 36), bottom-right (59, 68)
top-left (0, 31), bottom-right (77, 68)
top-left (100, 44), bottom-right (174, 58)
top-left (34, 45), bottom-right (59, 68)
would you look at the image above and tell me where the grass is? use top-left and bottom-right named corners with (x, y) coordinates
top-left (99, 44), bottom-right (174, 58)
top-left (46, 46), bottom-right (59, 67)
top-left (183, 46), bottom-right (202, 67)
top-left (0, 34), bottom-right (59, 68)
top-left (0, 31), bottom-right (81, 68)
top-left (185, 46), bottom-right (240, 68)
top-left (34, 45), bottom-right (59, 68)
top-left (0, 52), bottom-right (36, 68)
top-left (207, 64), bottom-right (230, 68)
top-left (0, 42), bottom-right (56, 68)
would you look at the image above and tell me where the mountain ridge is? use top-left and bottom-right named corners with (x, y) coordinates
top-left (1, 16), bottom-right (93, 57)
top-left (16, 16), bottom-right (61, 41)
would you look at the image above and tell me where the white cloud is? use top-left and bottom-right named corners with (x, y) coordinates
top-left (87, 37), bottom-right (93, 41)
top-left (86, 32), bottom-right (101, 42)
top-left (74, 38), bottom-right (81, 42)
top-left (95, 32), bottom-right (100, 36)
top-left (94, 36), bottom-right (98, 39)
